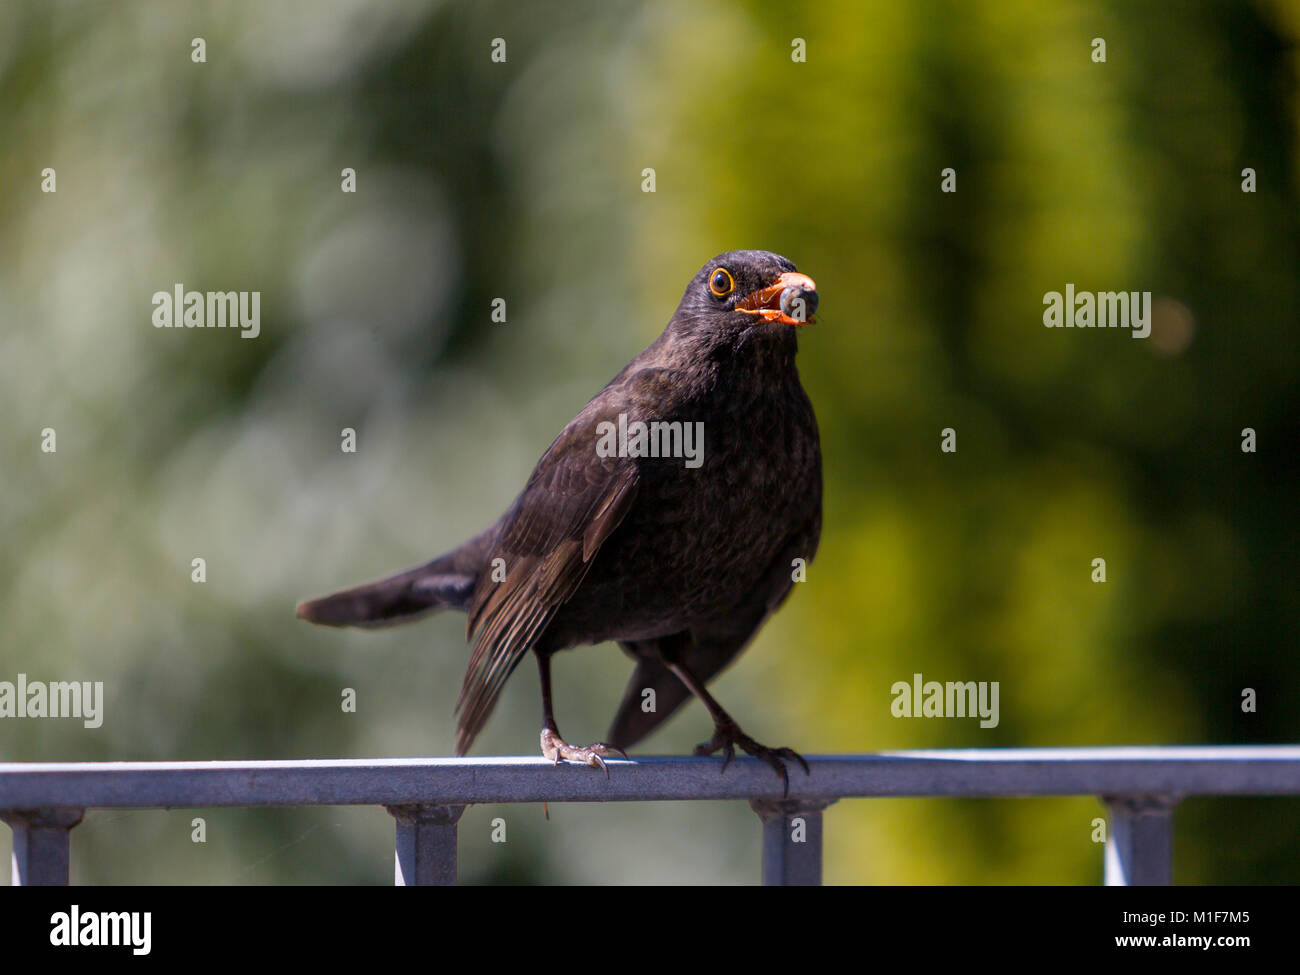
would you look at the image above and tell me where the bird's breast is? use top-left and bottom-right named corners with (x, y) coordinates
top-left (557, 370), bottom-right (821, 639)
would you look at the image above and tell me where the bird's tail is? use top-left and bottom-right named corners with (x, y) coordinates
top-left (295, 530), bottom-right (492, 629)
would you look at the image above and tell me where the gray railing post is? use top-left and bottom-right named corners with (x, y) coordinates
top-left (750, 798), bottom-right (833, 886)
top-left (0, 749), bottom-right (1297, 884)
top-left (2, 808), bottom-right (84, 886)
top-left (386, 804), bottom-right (465, 886)
top-left (1103, 795), bottom-right (1176, 886)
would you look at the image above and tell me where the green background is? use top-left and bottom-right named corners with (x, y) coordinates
top-left (0, 0), bottom-right (1296, 883)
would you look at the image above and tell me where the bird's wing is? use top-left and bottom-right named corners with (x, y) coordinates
top-left (454, 412), bottom-right (639, 754)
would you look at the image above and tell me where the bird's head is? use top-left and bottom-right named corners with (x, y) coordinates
top-left (671, 251), bottom-right (818, 342)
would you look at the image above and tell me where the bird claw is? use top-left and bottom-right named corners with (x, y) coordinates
top-left (540, 730), bottom-right (627, 778)
top-left (694, 722), bottom-right (809, 797)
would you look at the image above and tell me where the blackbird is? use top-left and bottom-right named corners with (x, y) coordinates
top-left (297, 250), bottom-right (822, 790)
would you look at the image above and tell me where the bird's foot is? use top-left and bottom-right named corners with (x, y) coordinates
top-left (540, 729), bottom-right (627, 778)
top-left (694, 719), bottom-right (810, 796)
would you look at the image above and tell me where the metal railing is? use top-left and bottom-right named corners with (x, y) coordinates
top-left (3, 745), bottom-right (1299, 885)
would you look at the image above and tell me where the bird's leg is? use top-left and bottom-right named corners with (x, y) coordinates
top-left (666, 660), bottom-right (810, 796)
top-left (537, 653), bottom-right (627, 777)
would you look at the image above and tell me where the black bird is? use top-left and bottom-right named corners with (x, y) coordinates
top-left (297, 250), bottom-right (822, 789)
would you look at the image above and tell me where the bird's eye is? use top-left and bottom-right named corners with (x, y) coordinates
top-left (709, 268), bottom-right (734, 298)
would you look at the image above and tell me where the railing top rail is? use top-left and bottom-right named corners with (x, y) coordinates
top-left (2, 746), bottom-right (1299, 810)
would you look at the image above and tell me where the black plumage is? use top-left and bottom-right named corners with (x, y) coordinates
top-left (298, 250), bottom-right (822, 788)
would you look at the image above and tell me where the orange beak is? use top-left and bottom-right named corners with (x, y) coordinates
top-left (734, 271), bottom-right (818, 326)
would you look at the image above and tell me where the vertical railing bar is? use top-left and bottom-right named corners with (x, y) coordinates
top-left (386, 804), bottom-right (465, 886)
top-left (1102, 794), bottom-right (1177, 886)
top-left (2, 808), bottom-right (84, 886)
top-left (750, 799), bottom-right (833, 886)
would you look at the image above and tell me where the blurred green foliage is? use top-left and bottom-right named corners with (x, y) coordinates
top-left (0, 0), bottom-right (1296, 884)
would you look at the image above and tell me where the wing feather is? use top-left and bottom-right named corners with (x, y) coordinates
top-left (454, 414), bottom-right (639, 754)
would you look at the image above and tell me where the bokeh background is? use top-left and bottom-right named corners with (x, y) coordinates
top-left (1, 0), bottom-right (1296, 884)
